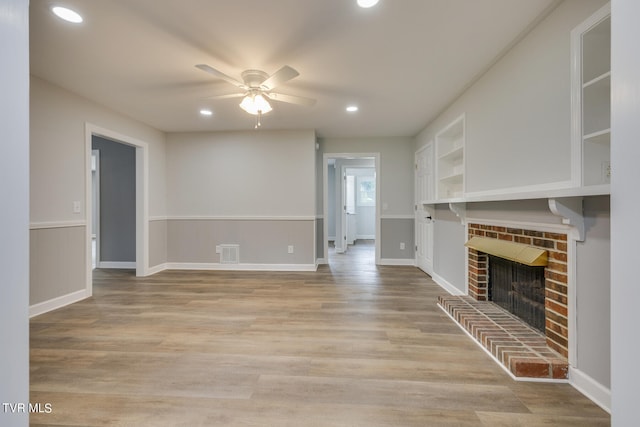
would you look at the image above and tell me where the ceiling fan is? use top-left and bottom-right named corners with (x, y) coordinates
top-left (195, 64), bottom-right (316, 128)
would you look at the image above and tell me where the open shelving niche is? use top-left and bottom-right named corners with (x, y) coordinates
top-left (435, 114), bottom-right (465, 200)
top-left (572, 3), bottom-right (610, 188)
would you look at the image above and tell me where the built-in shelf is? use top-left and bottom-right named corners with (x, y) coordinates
top-left (572, 4), bottom-right (610, 188)
top-left (583, 71), bottom-right (610, 89)
top-left (436, 114), bottom-right (465, 200)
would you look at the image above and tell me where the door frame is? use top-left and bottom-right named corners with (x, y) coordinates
top-left (323, 153), bottom-right (380, 264)
top-left (85, 123), bottom-right (150, 294)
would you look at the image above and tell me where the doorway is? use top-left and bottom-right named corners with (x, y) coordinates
top-left (323, 153), bottom-right (380, 265)
top-left (84, 124), bottom-right (149, 295)
top-left (91, 135), bottom-right (136, 270)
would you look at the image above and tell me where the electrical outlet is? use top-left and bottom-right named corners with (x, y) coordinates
top-left (288, 245), bottom-right (294, 254)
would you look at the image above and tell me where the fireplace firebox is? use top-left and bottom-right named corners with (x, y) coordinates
top-left (488, 255), bottom-right (546, 333)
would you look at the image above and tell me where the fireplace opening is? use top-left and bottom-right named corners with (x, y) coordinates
top-left (488, 255), bottom-right (546, 333)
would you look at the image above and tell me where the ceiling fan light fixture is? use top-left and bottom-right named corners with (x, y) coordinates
top-left (239, 93), bottom-right (272, 115)
top-left (346, 105), bottom-right (359, 113)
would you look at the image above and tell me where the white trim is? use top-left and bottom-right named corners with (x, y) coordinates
top-left (464, 180), bottom-right (575, 201)
top-left (165, 262), bottom-right (318, 272)
top-left (431, 272), bottom-right (465, 296)
top-left (29, 289), bottom-right (90, 318)
top-left (323, 153), bottom-right (381, 265)
top-left (97, 261), bottom-right (136, 269)
top-left (149, 216), bottom-right (168, 222)
top-left (570, 2), bottom-right (611, 188)
top-left (438, 303), bottom-right (569, 384)
top-left (30, 221), bottom-right (85, 229)
top-left (379, 214), bottom-right (414, 220)
top-left (465, 217), bottom-right (572, 235)
top-left (379, 258), bottom-right (415, 266)
top-left (316, 257), bottom-right (328, 265)
top-left (86, 123), bottom-right (150, 282)
top-left (147, 263), bottom-right (168, 275)
top-left (165, 215), bottom-right (316, 221)
top-left (569, 366), bottom-right (611, 414)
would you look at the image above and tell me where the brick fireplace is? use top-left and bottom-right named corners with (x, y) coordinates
top-left (438, 222), bottom-right (570, 380)
top-left (467, 223), bottom-right (569, 357)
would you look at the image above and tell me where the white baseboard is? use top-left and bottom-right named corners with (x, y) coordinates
top-left (98, 261), bottom-right (136, 269)
top-left (30, 288), bottom-right (90, 318)
top-left (431, 272), bottom-right (465, 295)
top-left (379, 258), bottom-right (415, 266)
top-left (165, 262), bottom-right (318, 272)
top-left (147, 263), bottom-right (168, 275)
top-left (569, 367), bottom-right (611, 414)
top-left (316, 258), bottom-right (328, 265)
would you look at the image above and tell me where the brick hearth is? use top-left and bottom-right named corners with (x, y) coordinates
top-left (439, 295), bottom-right (568, 380)
top-left (437, 223), bottom-right (571, 380)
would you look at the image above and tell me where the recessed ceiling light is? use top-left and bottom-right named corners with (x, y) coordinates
top-left (357, 0), bottom-right (380, 8)
top-left (200, 109), bottom-right (213, 116)
top-left (346, 105), bottom-right (359, 113)
top-left (51, 6), bottom-right (83, 23)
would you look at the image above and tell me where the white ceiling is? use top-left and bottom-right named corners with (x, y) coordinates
top-left (30, 0), bottom-right (558, 138)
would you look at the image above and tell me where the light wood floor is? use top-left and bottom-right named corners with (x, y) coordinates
top-left (30, 241), bottom-right (610, 426)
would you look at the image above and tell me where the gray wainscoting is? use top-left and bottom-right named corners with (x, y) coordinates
top-left (30, 226), bottom-right (86, 305)
top-left (167, 219), bottom-right (315, 265)
top-left (380, 218), bottom-right (415, 260)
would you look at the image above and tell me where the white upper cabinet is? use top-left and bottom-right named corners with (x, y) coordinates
top-left (572, 3), bottom-right (611, 188)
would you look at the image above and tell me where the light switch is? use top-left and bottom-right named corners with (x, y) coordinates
top-left (73, 201), bottom-right (81, 213)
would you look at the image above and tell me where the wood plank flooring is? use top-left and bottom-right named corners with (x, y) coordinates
top-left (30, 241), bottom-right (610, 426)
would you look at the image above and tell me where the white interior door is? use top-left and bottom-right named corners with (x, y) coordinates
top-left (415, 144), bottom-right (434, 274)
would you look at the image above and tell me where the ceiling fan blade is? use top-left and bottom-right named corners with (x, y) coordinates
top-left (260, 66), bottom-right (300, 90)
top-left (265, 92), bottom-right (316, 107)
top-left (206, 92), bottom-right (246, 100)
top-left (195, 64), bottom-right (247, 90)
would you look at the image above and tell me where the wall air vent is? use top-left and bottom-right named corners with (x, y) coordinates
top-left (218, 244), bottom-right (239, 264)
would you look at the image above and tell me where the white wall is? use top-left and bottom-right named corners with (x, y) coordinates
top-left (30, 77), bottom-right (166, 305)
top-left (576, 196), bottom-right (610, 388)
top-left (164, 130), bottom-right (317, 267)
top-left (166, 130), bottom-right (315, 217)
top-left (416, 0), bottom-right (608, 194)
top-left (414, 0), bottom-right (612, 409)
top-left (0, 0), bottom-right (29, 425)
top-left (611, 0), bottom-right (640, 423)
top-left (320, 137), bottom-right (414, 217)
top-left (30, 77), bottom-right (167, 223)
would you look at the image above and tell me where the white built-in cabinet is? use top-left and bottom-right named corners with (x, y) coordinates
top-left (435, 114), bottom-right (465, 200)
top-left (572, 3), bottom-right (611, 188)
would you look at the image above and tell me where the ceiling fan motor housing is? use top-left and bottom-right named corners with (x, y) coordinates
top-left (241, 69), bottom-right (270, 89)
